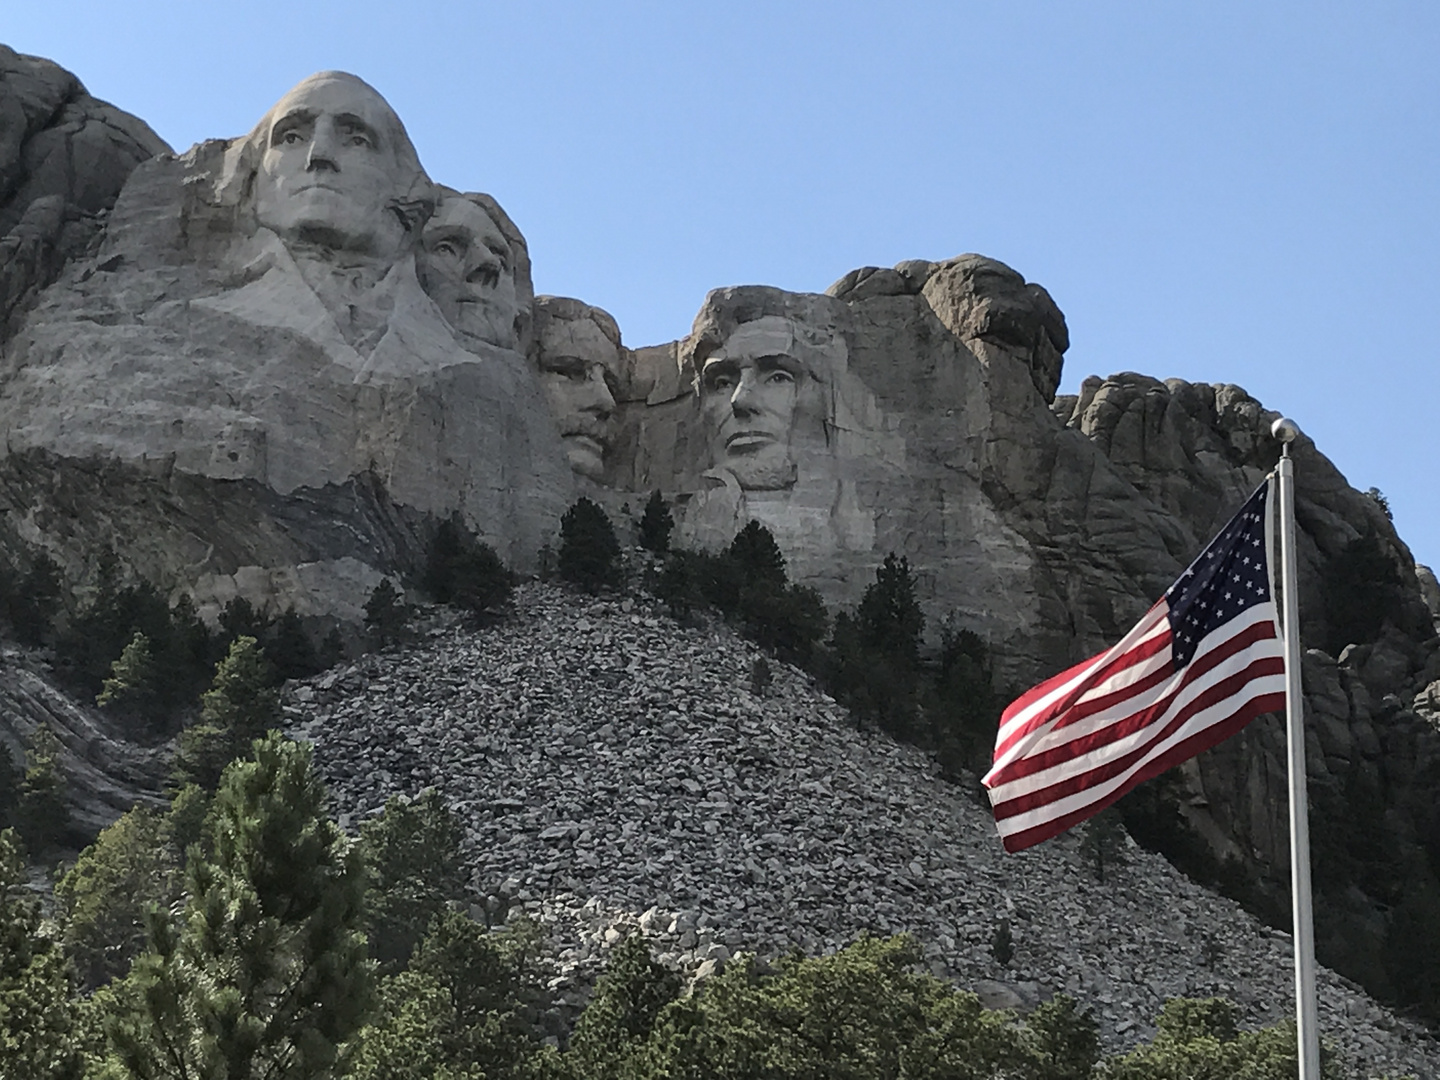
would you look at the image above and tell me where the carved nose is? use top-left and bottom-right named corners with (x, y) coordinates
top-left (465, 253), bottom-right (501, 288)
top-left (584, 368), bottom-right (616, 417)
top-left (306, 125), bottom-right (340, 172)
top-left (730, 374), bottom-right (759, 415)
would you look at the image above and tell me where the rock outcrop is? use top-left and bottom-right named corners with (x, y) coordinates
top-left (0, 47), bottom-right (168, 341)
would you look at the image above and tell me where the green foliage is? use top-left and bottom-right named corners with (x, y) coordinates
top-left (1365, 486), bottom-right (1393, 521)
top-left (0, 746), bottom-right (18, 832)
top-left (991, 918), bottom-right (1014, 967)
top-left (3, 552), bottom-right (62, 648)
top-left (218, 594), bottom-right (272, 645)
top-left (565, 933), bottom-right (682, 1078)
top-left (358, 789), bottom-right (469, 970)
top-left (1098, 997), bottom-right (1338, 1080)
top-left (96, 631), bottom-right (160, 720)
top-left (173, 636), bottom-right (281, 791)
top-left (637, 491), bottom-right (674, 555)
top-left (14, 726), bottom-right (70, 854)
top-left (267, 606), bottom-right (322, 683)
top-left (365, 579), bottom-right (411, 649)
top-left (353, 910), bottom-right (550, 1080)
top-left (824, 554), bottom-right (927, 739)
top-left (566, 935), bottom-right (1099, 1080)
top-left (0, 828), bottom-right (87, 1080)
top-left (423, 518), bottom-right (515, 618)
top-left (55, 805), bottom-right (182, 990)
top-left (103, 733), bottom-right (373, 1080)
top-left (727, 521), bottom-right (788, 589)
top-left (926, 624), bottom-right (1003, 778)
top-left (559, 497), bottom-right (623, 593)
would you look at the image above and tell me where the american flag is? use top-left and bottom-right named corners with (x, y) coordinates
top-left (983, 479), bottom-right (1288, 853)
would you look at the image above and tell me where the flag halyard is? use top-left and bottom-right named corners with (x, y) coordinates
top-left (984, 481), bottom-right (1287, 852)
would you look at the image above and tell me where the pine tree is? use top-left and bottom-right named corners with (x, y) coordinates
top-left (364, 579), bottom-right (410, 648)
top-left (0, 827), bottom-right (88, 1080)
top-left (97, 631), bottom-right (161, 718)
top-left (174, 636), bottom-right (281, 791)
top-left (15, 726), bottom-right (70, 854)
top-left (6, 552), bottom-right (62, 647)
top-left (104, 734), bottom-right (374, 1079)
top-left (558, 498), bottom-right (622, 593)
top-left (268, 607), bottom-right (321, 682)
top-left (358, 790), bottom-right (468, 970)
top-left (856, 553), bottom-right (924, 669)
top-left (637, 492), bottom-right (674, 555)
top-left (422, 518), bottom-right (513, 618)
top-left (727, 520), bottom-right (787, 589)
top-left (219, 595), bottom-right (272, 646)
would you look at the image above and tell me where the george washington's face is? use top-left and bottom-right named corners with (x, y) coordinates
top-left (419, 197), bottom-right (519, 350)
top-left (252, 75), bottom-right (409, 257)
top-left (536, 317), bottom-right (622, 481)
top-left (700, 316), bottom-right (807, 490)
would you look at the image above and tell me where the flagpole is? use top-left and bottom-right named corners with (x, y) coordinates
top-left (1272, 417), bottom-right (1321, 1078)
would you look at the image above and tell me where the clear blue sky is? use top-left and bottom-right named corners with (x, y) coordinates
top-left (9, 3), bottom-right (1439, 570)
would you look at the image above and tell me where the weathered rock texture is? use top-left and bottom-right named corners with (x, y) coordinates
top-left (0, 46), bottom-right (168, 341)
top-left (284, 584), bottom-right (1439, 1078)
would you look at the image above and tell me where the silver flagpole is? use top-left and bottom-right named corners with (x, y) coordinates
top-left (1272, 417), bottom-right (1321, 1078)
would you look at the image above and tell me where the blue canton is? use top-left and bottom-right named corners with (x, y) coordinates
top-left (1163, 482), bottom-right (1272, 670)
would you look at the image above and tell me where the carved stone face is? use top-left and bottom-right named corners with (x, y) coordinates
top-left (252, 74), bottom-right (410, 257)
top-left (419, 196), bottom-right (519, 350)
top-left (536, 316), bottom-right (621, 482)
top-left (700, 315), bottom-right (807, 490)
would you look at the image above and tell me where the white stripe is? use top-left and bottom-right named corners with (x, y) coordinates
top-left (988, 605), bottom-right (1169, 776)
top-left (988, 603), bottom-right (1281, 809)
top-left (994, 668), bottom-right (1286, 841)
top-left (998, 602), bottom-right (1278, 772)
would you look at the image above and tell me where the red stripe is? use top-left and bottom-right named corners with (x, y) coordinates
top-left (993, 607), bottom-right (1168, 758)
top-left (993, 655), bottom-right (1284, 820)
top-left (988, 619), bottom-right (1277, 788)
top-left (999, 690), bottom-right (1286, 851)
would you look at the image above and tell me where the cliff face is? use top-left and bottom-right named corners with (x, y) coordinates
top-left (2, 48), bottom-right (1440, 1031)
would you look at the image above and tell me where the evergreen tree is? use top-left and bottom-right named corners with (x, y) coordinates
top-left (825, 554), bottom-right (926, 739)
top-left (637, 492), bottom-right (674, 555)
top-left (558, 498), bottom-right (622, 593)
top-left (0, 746), bottom-right (19, 831)
top-left (358, 790), bottom-right (468, 970)
top-left (6, 552), bottom-right (62, 647)
top-left (564, 934), bottom-right (681, 1078)
top-left (104, 734), bottom-right (374, 1079)
top-left (174, 636), bottom-right (281, 791)
top-left (926, 624), bottom-right (1002, 778)
top-left (856, 553), bottom-right (924, 668)
top-left (267, 607), bottom-right (321, 683)
top-left (0, 827), bottom-right (87, 1080)
top-left (97, 631), bottom-right (161, 719)
top-left (423, 518), bottom-right (514, 618)
top-left (364, 579), bottom-right (410, 649)
top-left (728, 521), bottom-right (788, 589)
top-left (15, 725), bottom-right (70, 854)
top-left (56, 805), bottom-right (182, 990)
top-left (219, 595), bottom-right (272, 647)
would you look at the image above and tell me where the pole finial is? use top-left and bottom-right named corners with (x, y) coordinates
top-left (1271, 417), bottom-right (1301, 444)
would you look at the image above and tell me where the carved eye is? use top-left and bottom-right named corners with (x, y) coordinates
top-left (347, 133), bottom-right (371, 148)
top-left (280, 130), bottom-right (304, 146)
top-left (707, 374), bottom-right (736, 393)
top-left (432, 240), bottom-right (460, 258)
top-left (766, 369), bottom-right (796, 386)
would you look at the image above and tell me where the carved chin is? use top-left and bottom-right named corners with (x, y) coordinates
top-left (724, 447), bottom-right (797, 491)
top-left (565, 437), bottom-right (607, 481)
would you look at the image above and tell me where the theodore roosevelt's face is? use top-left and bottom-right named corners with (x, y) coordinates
top-left (536, 317), bottom-right (622, 481)
top-left (252, 75), bottom-right (408, 256)
top-left (700, 316), bottom-right (805, 490)
top-left (420, 197), bottom-right (519, 349)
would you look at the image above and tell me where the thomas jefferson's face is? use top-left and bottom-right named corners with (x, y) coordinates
top-left (536, 318), bottom-right (621, 482)
top-left (700, 316), bottom-right (805, 490)
top-left (253, 75), bottom-right (407, 256)
top-left (421, 198), bottom-right (519, 349)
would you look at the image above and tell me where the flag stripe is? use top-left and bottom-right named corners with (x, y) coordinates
top-left (988, 606), bottom-right (1280, 788)
top-left (995, 684), bottom-right (1285, 851)
top-left (991, 644), bottom-right (1284, 818)
top-left (983, 478), bottom-right (1283, 853)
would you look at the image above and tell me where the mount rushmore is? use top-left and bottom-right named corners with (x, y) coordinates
top-left (3, 44), bottom-right (1440, 1031)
